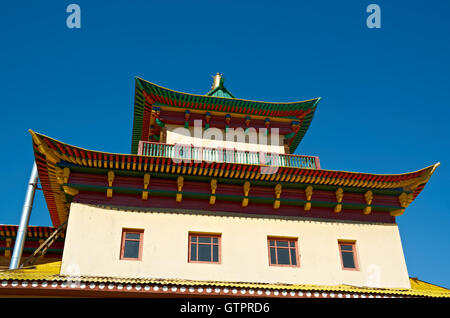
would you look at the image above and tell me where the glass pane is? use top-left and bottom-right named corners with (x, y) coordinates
top-left (123, 240), bottom-right (140, 259)
top-left (190, 244), bottom-right (197, 261)
top-left (342, 252), bottom-right (356, 268)
top-left (276, 248), bottom-right (290, 265)
top-left (212, 237), bottom-right (218, 244)
top-left (198, 237), bottom-right (211, 244)
top-left (270, 247), bottom-right (277, 264)
top-left (340, 244), bottom-right (353, 251)
top-left (277, 241), bottom-right (289, 247)
top-left (125, 233), bottom-right (140, 240)
top-left (191, 236), bottom-right (197, 243)
top-left (289, 241), bottom-right (296, 248)
top-left (213, 245), bottom-right (219, 262)
top-left (269, 240), bottom-right (275, 247)
top-left (290, 248), bottom-right (297, 265)
top-left (198, 244), bottom-right (212, 262)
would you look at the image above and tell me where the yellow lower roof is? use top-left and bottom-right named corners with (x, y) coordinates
top-left (0, 261), bottom-right (449, 298)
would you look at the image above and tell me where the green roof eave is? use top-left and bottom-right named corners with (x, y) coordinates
top-left (131, 77), bottom-right (321, 154)
top-left (131, 78), bottom-right (146, 154)
top-left (289, 97), bottom-right (321, 153)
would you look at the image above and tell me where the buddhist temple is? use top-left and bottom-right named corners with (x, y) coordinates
top-left (0, 74), bottom-right (448, 298)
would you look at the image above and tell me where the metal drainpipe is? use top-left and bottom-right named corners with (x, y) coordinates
top-left (9, 162), bottom-right (38, 270)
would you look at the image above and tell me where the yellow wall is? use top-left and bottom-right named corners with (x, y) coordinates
top-left (61, 203), bottom-right (411, 289)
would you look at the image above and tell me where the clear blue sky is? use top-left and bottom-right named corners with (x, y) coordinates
top-left (1, 1), bottom-right (449, 287)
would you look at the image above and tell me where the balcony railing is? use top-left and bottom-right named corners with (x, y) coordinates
top-left (138, 141), bottom-right (320, 170)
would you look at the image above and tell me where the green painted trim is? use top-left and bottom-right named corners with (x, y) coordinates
top-left (58, 162), bottom-right (409, 196)
top-left (66, 183), bottom-right (401, 212)
top-left (155, 118), bottom-right (165, 127)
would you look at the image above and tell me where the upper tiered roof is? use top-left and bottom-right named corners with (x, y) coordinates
top-left (132, 76), bottom-right (321, 154)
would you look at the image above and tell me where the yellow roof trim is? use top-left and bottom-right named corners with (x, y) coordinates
top-left (1, 261), bottom-right (448, 298)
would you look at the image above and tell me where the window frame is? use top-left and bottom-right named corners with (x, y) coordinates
top-left (267, 236), bottom-right (300, 268)
top-left (188, 233), bottom-right (221, 264)
top-left (338, 240), bottom-right (359, 271)
top-left (120, 228), bottom-right (144, 261)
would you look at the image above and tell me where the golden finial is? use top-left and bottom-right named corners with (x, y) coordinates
top-left (211, 73), bottom-right (223, 90)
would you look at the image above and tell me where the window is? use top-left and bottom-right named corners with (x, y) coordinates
top-left (268, 237), bottom-right (299, 267)
top-left (189, 233), bottom-right (221, 263)
top-left (120, 229), bottom-right (144, 260)
top-left (338, 241), bottom-right (358, 270)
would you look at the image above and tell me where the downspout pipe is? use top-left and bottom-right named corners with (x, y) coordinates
top-left (9, 162), bottom-right (38, 270)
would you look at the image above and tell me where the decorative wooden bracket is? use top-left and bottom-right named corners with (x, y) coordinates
top-left (390, 209), bottom-right (405, 217)
top-left (304, 185), bottom-right (313, 211)
top-left (56, 167), bottom-right (63, 184)
top-left (56, 167), bottom-right (70, 185)
top-left (210, 179), bottom-right (217, 205)
top-left (363, 190), bottom-right (373, 215)
top-left (398, 192), bottom-right (413, 208)
top-left (264, 118), bottom-right (270, 136)
top-left (273, 184), bottom-right (282, 209)
top-left (107, 171), bottom-right (114, 198)
top-left (244, 116), bottom-right (251, 133)
top-left (63, 186), bottom-right (79, 196)
top-left (142, 173), bottom-right (151, 200)
top-left (205, 112), bottom-right (211, 130)
top-left (225, 114), bottom-right (231, 132)
top-left (184, 110), bottom-right (190, 128)
top-left (334, 188), bottom-right (343, 213)
top-left (63, 168), bottom-right (70, 184)
top-left (242, 181), bottom-right (250, 207)
top-left (5, 238), bottom-right (12, 258)
top-left (390, 192), bottom-right (412, 217)
top-left (176, 176), bottom-right (184, 202)
top-left (57, 167), bottom-right (79, 196)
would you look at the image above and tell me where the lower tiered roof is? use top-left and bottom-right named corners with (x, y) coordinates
top-left (0, 261), bottom-right (448, 298)
top-left (30, 130), bottom-right (438, 227)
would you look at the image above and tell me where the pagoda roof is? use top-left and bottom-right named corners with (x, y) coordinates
top-left (0, 260), bottom-right (449, 298)
top-left (132, 77), bottom-right (320, 154)
top-left (30, 131), bottom-right (438, 227)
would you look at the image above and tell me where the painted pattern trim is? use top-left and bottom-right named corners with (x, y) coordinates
top-left (0, 262), bottom-right (449, 298)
